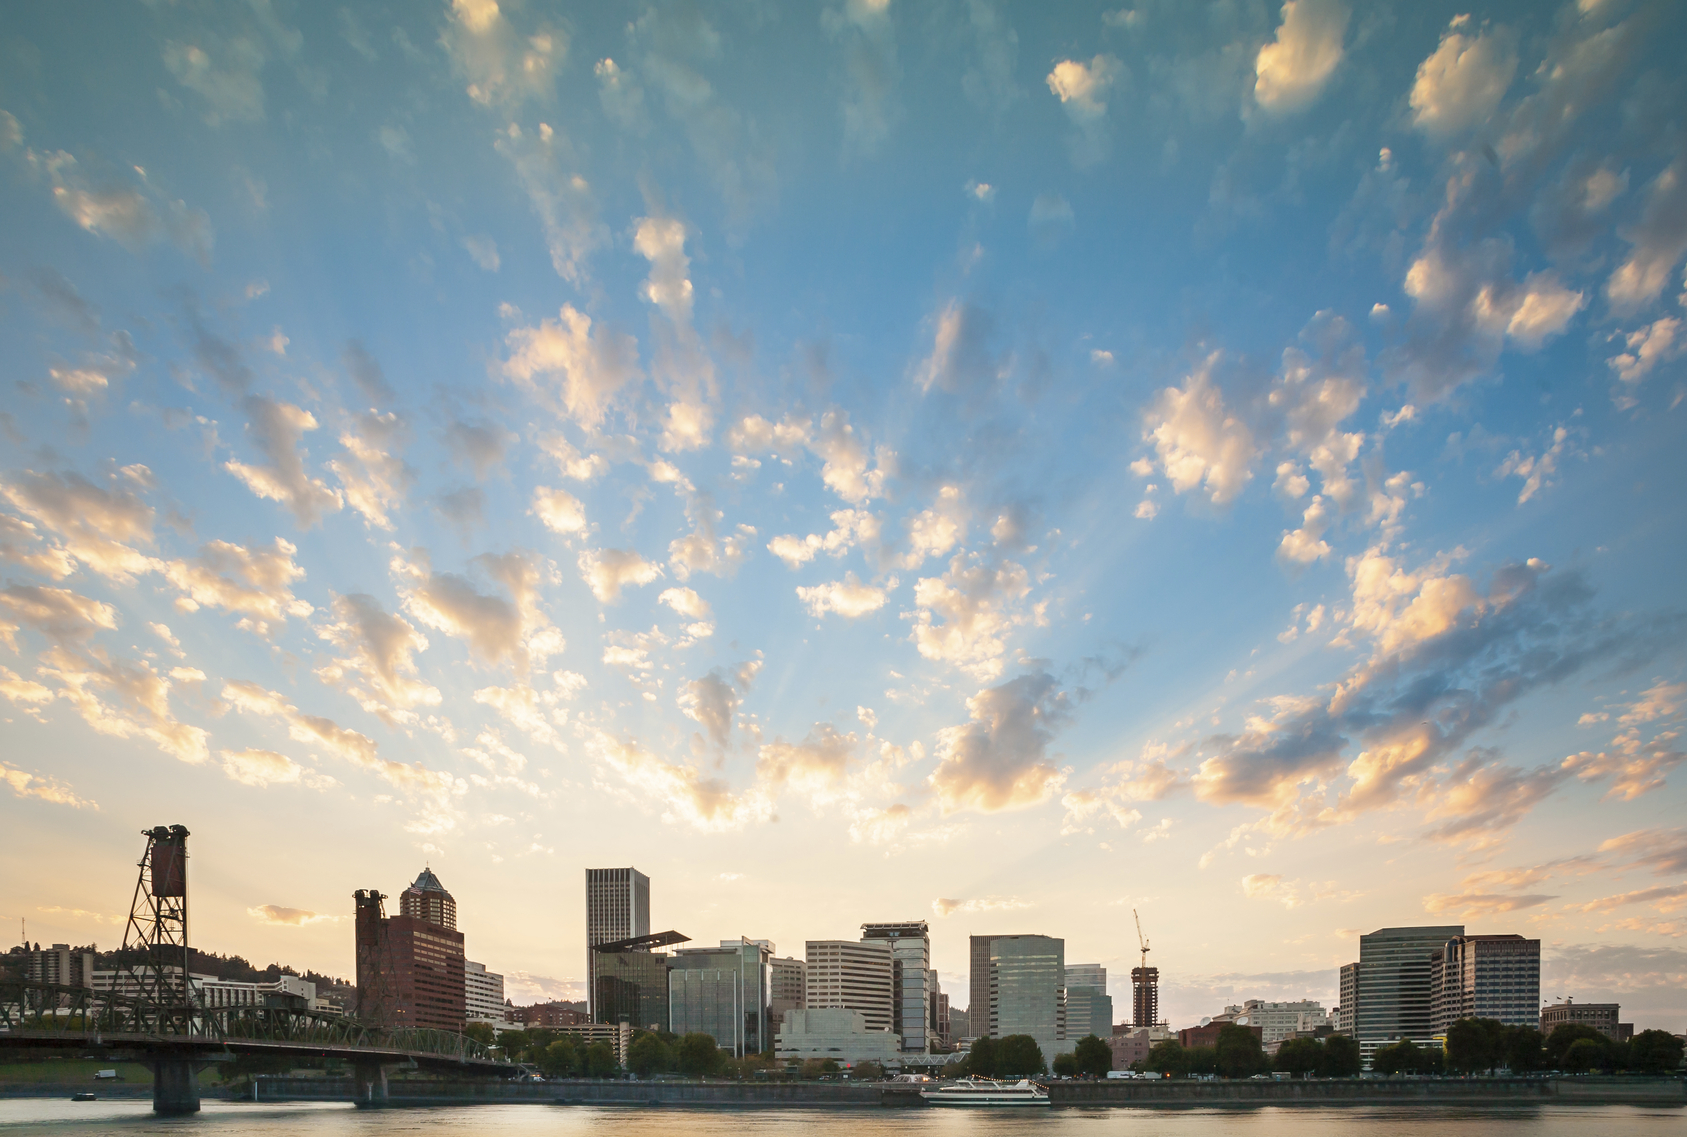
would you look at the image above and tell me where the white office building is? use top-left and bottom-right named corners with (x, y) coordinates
top-left (806, 940), bottom-right (894, 1035)
top-left (775, 1008), bottom-right (903, 1068)
top-left (465, 959), bottom-right (506, 1024)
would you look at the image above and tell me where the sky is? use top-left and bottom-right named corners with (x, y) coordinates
top-left (1, 0), bottom-right (1685, 1033)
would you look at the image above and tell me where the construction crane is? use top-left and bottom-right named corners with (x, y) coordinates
top-left (1133, 908), bottom-right (1150, 974)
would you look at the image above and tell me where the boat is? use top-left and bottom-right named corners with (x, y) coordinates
top-left (70, 1092), bottom-right (97, 1102)
top-left (920, 1077), bottom-right (1051, 1106)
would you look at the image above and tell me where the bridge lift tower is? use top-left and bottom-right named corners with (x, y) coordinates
top-left (122, 824), bottom-right (205, 1112)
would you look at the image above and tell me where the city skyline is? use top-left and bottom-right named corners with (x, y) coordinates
top-left (2, 0), bottom-right (1685, 1035)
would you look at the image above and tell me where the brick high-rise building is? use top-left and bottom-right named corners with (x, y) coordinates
top-left (354, 869), bottom-right (466, 1031)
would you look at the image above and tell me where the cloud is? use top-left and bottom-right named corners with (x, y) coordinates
top-left (1562, 725), bottom-right (1684, 801)
top-left (1, 761), bottom-right (97, 809)
top-left (915, 301), bottom-right (1000, 395)
top-left (329, 411), bottom-right (411, 530)
top-left (961, 0), bottom-right (1020, 113)
top-left (929, 671), bottom-right (1071, 813)
top-left (462, 234), bottom-right (501, 271)
top-left (757, 722), bottom-right (859, 802)
top-left (531, 486), bottom-right (587, 536)
top-left (797, 573), bottom-right (887, 619)
top-left (578, 547), bottom-right (662, 603)
top-left (1608, 317), bottom-right (1682, 389)
top-left (394, 549), bottom-right (561, 672)
top-left (502, 305), bottom-right (641, 431)
top-left (659, 586), bottom-right (711, 620)
top-left (1252, 0), bottom-right (1347, 113)
top-left (932, 895), bottom-right (1031, 918)
top-left (536, 434), bottom-right (610, 482)
top-left (221, 748), bottom-right (305, 788)
top-left (1495, 426), bottom-right (1573, 505)
top-left (1142, 353), bottom-right (1258, 507)
top-left (1046, 54), bottom-right (1123, 164)
top-left (909, 554), bottom-right (1031, 679)
top-left (1270, 311), bottom-right (1366, 510)
top-left (1577, 884), bottom-right (1687, 914)
top-left (824, 0), bottom-right (901, 156)
top-left (493, 123), bottom-right (607, 285)
top-left (1408, 18), bottom-right (1517, 138)
top-left (1, 468), bottom-right (158, 582)
top-left (669, 494), bottom-right (753, 581)
top-left (442, 0), bottom-right (565, 108)
top-left (587, 728), bottom-right (771, 832)
top-left (33, 646), bottom-right (209, 766)
top-left (1277, 495), bottom-right (1332, 564)
top-left (224, 397), bottom-right (344, 527)
top-left (34, 150), bottom-right (213, 263)
top-left (313, 593), bottom-right (442, 727)
top-left (442, 420), bottom-right (512, 480)
top-left (1422, 890), bottom-right (1558, 917)
top-left (768, 509), bottom-right (881, 569)
top-left (0, 584), bottom-right (117, 649)
top-left (1599, 828), bottom-right (1687, 877)
top-left (1607, 157), bottom-right (1687, 313)
top-left (247, 903), bottom-right (336, 926)
top-left (162, 538), bottom-right (313, 637)
top-left (1064, 754), bottom-right (1189, 833)
top-left (728, 410), bottom-right (892, 504)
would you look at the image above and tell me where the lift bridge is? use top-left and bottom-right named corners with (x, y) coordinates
top-left (0, 825), bottom-right (517, 1113)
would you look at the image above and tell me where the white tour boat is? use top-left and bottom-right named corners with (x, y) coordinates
top-left (920, 1077), bottom-right (1051, 1106)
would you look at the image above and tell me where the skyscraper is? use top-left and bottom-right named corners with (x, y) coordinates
top-left (669, 937), bottom-right (772, 1056)
top-left (769, 956), bottom-right (806, 1020)
top-left (585, 867), bottom-right (649, 1019)
top-left (1356, 925), bottom-right (1463, 1062)
top-left (987, 934), bottom-right (1066, 1059)
top-left (1064, 964), bottom-right (1112, 1038)
top-left (806, 939), bottom-right (894, 1035)
top-left (1336, 962), bottom-right (1360, 1034)
top-left (969, 935), bottom-right (999, 1036)
top-left (1429, 934), bottom-right (1540, 1033)
top-left (354, 869), bottom-right (466, 1031)
top-left (1131, 965), bottom-right (1160, 1028)
top-left (861, 921), bottom-right (930, 1052)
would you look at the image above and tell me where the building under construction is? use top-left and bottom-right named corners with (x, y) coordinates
top-left (1131, 910), bottom-right (1164, 1029)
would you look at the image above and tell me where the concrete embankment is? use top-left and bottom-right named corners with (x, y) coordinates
top-left (230, 1075), bottom-right (1684, 1108)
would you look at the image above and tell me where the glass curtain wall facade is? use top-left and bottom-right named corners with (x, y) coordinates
top-left (593, 948), bottom-right (672, 1031)
top-left (669, 939), bottom-right (771, 1056)
top-left (861, 921), bottom-right (930, 1052)
top-left (584, 867), bottom-right (649, 1020)
top-left (1355, 925), bottom-right (1463, 1063)
top-left (1429, 934), bottom-right (1540, 1034)
top-left (990, 934), bottom-right (1066, 1060)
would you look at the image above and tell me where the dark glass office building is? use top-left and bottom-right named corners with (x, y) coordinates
top-left (1355, 925), bottom-right (1464, 1063)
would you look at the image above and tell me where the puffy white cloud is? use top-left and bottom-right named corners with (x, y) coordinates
top-left (1495, 426), bottom-right (1571, 504)
top-left (1343, 545), bottom-right (1483, 655)
top-left (797, 573), bottom-right (888, 619)
top-left (313, 594), bottom-right (441, 727)
top-left (577, 547), bottom-right (662, 603)
top-left (768, 509), bottom-right (882, 570)
top-left (634, 215), bottom-right (694, 327)
top-left (758, 723), bottom-right (861, 804)
top-left (1, 468), bottom-right (158, 582)
top-left (1408, 18), bottom-right (1517, 137)
top-left (502, 305), bottom-right (640, 430)
top-left (1277, 495), bottom-right (1332, 564)
top-left (1563, 727), bottom-right (1683, 802)
top-left (0, 514), bottom-right (76, 581)
top-left (812, 410), bottom-right (891, 503)
top-left (442, 0), bottom-right (564, 107)
top-left (221, 748), bottom-right (306, 788)
top-left (586, 728), bottom-right (771, 832)
top-left (224, 397), bottom-right (344, 527)
top-left (33, 150), bottom-right (213, 262)
top-left (1608, 317), bottom-right (1682, 388)
top-left (394, 549), bottom-right (561, 670)
top-left (536, 434), bottom-right (610, 482)
top-left (473, 682), bottom-right (566, 751)
top-left (328, 411), bottom-right (410, 530)
top-left (1607, 157), bottom-right (1687, 312)
top-left (659, 587), bottom-right (711, 620)
top-left (728, 413), bottom-right (811, 454)
top-left (162, 538), bottom-right (312, 637)
top-left (893, 487), bottom-right (966, 569)
top-left (669, 495), bottom-right (753, 580)
top-left (909, 554), bottom-right (1031, 680)
top-left (531, 486), bottom-right (587, 535)
top-left (0, 584), bottom-right (117, 648)
top-left (1143, 354), bottom-right (1258, 506)
top-left (1, 760), bottom-right (97, 809)
top-left (35, 646), bottom-right (209, 766)
top-left (1270, 312), bottom-right (1365, 510)
top-left (1252, 0), bottom-right (1347, 113)
top-left (929, 671), bottom-right (1071, 813)
top-left (1046, 54), bottom-right (1122, 164)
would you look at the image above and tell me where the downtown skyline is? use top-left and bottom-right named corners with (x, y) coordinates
top-left (1, 0), bottom-right (1685, 1032)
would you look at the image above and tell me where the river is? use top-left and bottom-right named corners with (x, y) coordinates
top-left (1, 1100), bottom-right (1682, 1135)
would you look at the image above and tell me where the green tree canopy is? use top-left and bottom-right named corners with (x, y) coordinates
top-left (676, 1033), bottom-right (723, 1077)
top-left (1546, 1023), bottom-right (1607, 1069)
top-left (1501, 1026), bottom-right (1542, 1073)
top-left (996, 1035), bottom-right (1047, 1076)
top-left (1373, 1038), bottom-right (1427, 1076)
top-left (1074, 1034), bottom-right (1113, 1077)
top-left (627, 1032), bottom-right (673, 1077)
top-left (463, 1022), bottom-right (496, 1046)
top-left (1051, 1052), bottom-right (1078, 1077)
top-left (1562, 1037), bottom-right (1608, 1073)
top-left (1215, 1025), bottom-right (1266, 1079)
top-left (1185, 1046), bottom-right (1219, 1076)
top-left (852, 1060), bottom-right (884, 1080)
top-left (965, 1036), bottom-right (999, 1077)
top-left (1144, 1040), bottom-right (1187, 1076)
top-left (585, 1040), bottom-right (618, 1078)
top-left (1317, 1035), bottom-right (1362, 1078)
top-left (1273, 1037), bottom-right (1321, 1076)
top-left (1445, 1018), bottom-right (1505, 1074)
top-left (538, 1038), bottom-right (578, 1078)
top-left (1629, 1029), bottom-right (1685, 1074)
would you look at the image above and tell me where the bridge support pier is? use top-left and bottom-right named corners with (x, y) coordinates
top-left (148, 1056), bottom-right (201, 1115)
top-left (354, 1059), bottom-right (390, 1108)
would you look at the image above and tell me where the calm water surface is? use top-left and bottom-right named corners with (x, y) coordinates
top-left (0, 1100), bottom-right (1681, 1137)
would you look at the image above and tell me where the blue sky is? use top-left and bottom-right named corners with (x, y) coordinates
top-left (2, 0), bottom-right (1685, 1029)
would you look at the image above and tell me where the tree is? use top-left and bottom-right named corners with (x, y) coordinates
top-left (1317, 1035), bottom-right (1362, 1078)
top-left (538, 1038), bottom-right (578, 1078)
top-left (1629, 1029), bottom-right (1686, 1074)
top-left (1562, 1038), bottom-right (1607, 1073)
top-left (497, 1029), bottom-right (531, 1060)
top-left (1273, 1037), bottom-right (1321, 1077)
top-left (996, 1035), bottom-right (1047, 1076)
top-left (852, 1060), bottom-right (884, 1081)
top-left (1074, 1034), bottom-right (1113, 1077)
top-left (1145, 1040), bottom-right (1186, 1077)
top-left (627, 1033), bottom-right (673, 1077)
top-left (1545, 1023), bottom-right (1607, 1069)
top-left (1052, 1053), bottom-right (1078, 1077)
top-left (1445, 1018), bottom-right (1500, 1074)
top-left (1501, 1026), bottom-right (1542, 1073)
top-left (676, 1033), bottom-right (723, 1076)
top-left (1185, 1046), bottom-right (1219, 1076)
top-left (463, 1022), bottom-right (496, 1046)
top-left (1374, 1039), bottom-right (1421, 1076)
top-left (585, 1040), bottom-right (618, 1078)
top-left (965, 1036), bottom-right (999, 1077)
top-left (1215, 1025), bottom-right (1266, 1079)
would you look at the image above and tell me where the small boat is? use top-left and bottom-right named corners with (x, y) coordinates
top-left (920, 1076), bottom-right (1050, 1106)
top-left (71, 1092), bottom-right (97, 1102)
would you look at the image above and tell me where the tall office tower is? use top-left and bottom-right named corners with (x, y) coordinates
top-left (1064, 964), bottom-right (1113, 1038)
top-left (400, 868), bottom-right (457, 929)
top-left (769, 956), bottom-right (806, 1020)
top-left (25, 944), bottom-right (96, 988)
top-left (594, 931), bottom-right (687, 1031)
top-left (805, 939), bottom-right (894, 1034)
top-left (1336, 962), bottom-right (1360, 1033)
top-left (669, 937), bottom-right (772, 1056)
top-left (861, 921), bottom-right (931, 1052)
top-left (1131, 966), bottom-right (1160, 1028)
top-left (969, 935), bottom-right (1000, 1036)
top-left (464, 960), bottom-right (506, 1025)
top-left (1429, 934), bottom-right (1540, 1034)
top-left (354, 871), bottom-right (467, 1031)
top-left (928, 971), bottom-right (951, 1047)
top-left (585, 867), bottom-right (649, 1019)
top-left (1356, 925), bottom-right (1464, 1063)
top-left (988, 934), bottom-right (1066, 1060)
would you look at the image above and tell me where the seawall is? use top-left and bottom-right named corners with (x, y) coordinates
top-left (231, 1075), bottom-right (1684, 1108)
